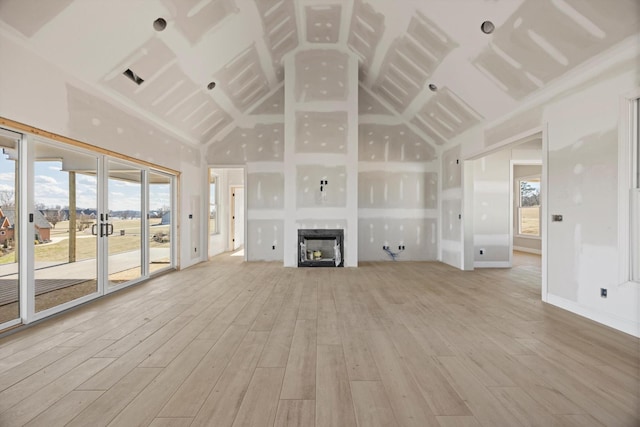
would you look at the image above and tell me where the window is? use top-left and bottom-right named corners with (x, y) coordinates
top-left (209, 171), bottom-right (218, 235)
top-left (517, 176), bottom-right (541, 237)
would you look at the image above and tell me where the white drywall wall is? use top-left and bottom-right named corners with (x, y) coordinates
top-left (283, 48), bottom-right (359, 267)
top-left (447, 58), bottom-right (640, 337)
top-left (473, 150), bottom-right (511, 267)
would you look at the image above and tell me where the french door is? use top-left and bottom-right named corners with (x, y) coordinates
top-left (0, 130), bottom-right (176, 329)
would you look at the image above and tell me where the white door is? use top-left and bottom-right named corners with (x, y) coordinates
top-left (232, 187), bottom-right (244, 250)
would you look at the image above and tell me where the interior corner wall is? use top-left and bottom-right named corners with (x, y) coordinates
top-left (472, 150), bottom-right (511, 266)
top-left (451, 61), bottom-right (639, 336)
top-left (440, 145), bottom-right (463, 268)
top-left (283, 49), bottom-right (359, 267)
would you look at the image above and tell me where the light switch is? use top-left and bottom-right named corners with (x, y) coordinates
top-left (551, 214), bottom-right (563, 222)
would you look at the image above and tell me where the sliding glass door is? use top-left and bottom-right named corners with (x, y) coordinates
top-left (107, 160), bottom-right (144, 288)
top-left (0, 130), bottom-right (20, 327)
top-left (0, 126), bottom-right (177, 329)
top-left (149, 171), bottom-right (173, 274)
top-left (33, 141), bottom-right (100, 315)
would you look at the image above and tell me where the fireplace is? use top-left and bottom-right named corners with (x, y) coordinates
top-left (298, 229), bottom-right (344, 267)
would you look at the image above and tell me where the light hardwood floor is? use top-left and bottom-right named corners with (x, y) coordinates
top-left (0, 254), bottom-right (638, 427)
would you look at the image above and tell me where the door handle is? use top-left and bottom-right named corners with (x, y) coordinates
top-left (107, 223), bottom-right (114, 236)
top-left (100, 223), bottom-right (106, 237)
top-left (91, 224), bottom-right (98, 236)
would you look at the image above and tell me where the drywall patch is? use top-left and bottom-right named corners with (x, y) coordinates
top-left (472, 0), bottom-right (639, 99)
top-left (249, 86), bottom-right (285, 115)
top-left (0, 0), bottom-right (73, 37)
top-left (358, 171), bottom-right (437, 209)
top-left (295, 111), bottom-right (348, 154)
top-left (484, 106), bottom-right (543, 147)
top-left (372, 10), bottom-right (456, 112)
top-left (247, 172), bottom-right (284, 209)
top-left (247, 219), bottom-right (284, 261)
top-left (358, 123), bottom-right (436, 162)
top-left (104, 39), bottom-right (232, 142)
top-left (214, 44), bottom-right (271, 112)
top-left (441, 199), bottom-right (462, 241)
top-left (411, 87), bottom-right (483, 146)
top-left (256, 0), bottom-right (298, 71)
top-left (296, 165), bottom-right (347, 208)
top-left (297, 219), bottom-right (347, 230)
top-left (442, 145), bottom-right (461, 191)
top-left (306, 4), bottom-right (341, 43)
top-left (358, 218), bottom-right (437, 261)
top-left (347, 0), bottom-right (385, 75)
top-left (295, 50), bottom-right (349, 102)
top-left (550, 129), bottom-right (617, 246)
top-left (207, 123), bottom-right (284, 164)
top-left (358, 88), bottom-right (393, 115)
top-left (104, 37), bottom-right (176, 98)
top-left (66, 85), bottom-right (195, 168)
top-left (163, 0), bottom-right (238, 44)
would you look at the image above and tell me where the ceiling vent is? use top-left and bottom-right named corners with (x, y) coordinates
top-left (123, 68), bottom-right (144, 85)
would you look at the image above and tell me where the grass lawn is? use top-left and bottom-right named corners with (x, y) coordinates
top-left (0, 219), bottom-right (170, 264)
top-left (519, 207), bottom-right (540, 236)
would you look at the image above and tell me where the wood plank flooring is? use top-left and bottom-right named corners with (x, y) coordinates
top-left (0, 253), bottom-right (638, 427)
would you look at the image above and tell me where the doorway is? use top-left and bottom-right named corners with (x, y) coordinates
top-left (462, 131), bottom-right (546, 298)
top-left (208, 167), bottom-right (245, 259)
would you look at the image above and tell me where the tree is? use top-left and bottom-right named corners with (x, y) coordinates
top-left (0, 190), bottom-right (15, 207)
top-left (520, 181), bottom-right (540, 207)
top-left (45, 211), bottom-right (60, 228)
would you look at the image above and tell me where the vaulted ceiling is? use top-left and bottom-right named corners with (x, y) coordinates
top-left (0, 0), bottom-right (637, 149)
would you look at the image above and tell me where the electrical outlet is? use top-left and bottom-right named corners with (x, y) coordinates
top-left (398, 245), bottom-right (405, 250)
top-left (383, 245), bottom-right (389, 250)
top-left (600, 288), bottom-right (607, 298)
top-left (479, 249), bottom-right (485, 255)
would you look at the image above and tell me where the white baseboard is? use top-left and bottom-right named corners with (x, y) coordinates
top-left (513, 246), bottom-right (542, 255)
top-left (474, 261), bottom-right (511, 268)
top-left (546, 293), bottom-right (640, 338)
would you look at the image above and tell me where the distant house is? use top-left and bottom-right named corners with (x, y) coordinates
top-left (0, 207), bottom-right (51, 244)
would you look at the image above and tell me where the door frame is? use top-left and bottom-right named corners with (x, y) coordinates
top-left (229, 185), bottom-right (245, 252)
top-left (461, 126), bottom-right (548, 302)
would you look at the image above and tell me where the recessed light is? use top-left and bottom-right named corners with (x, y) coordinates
top-left (481, 20), bottom-right (495, 34)
top-left (153, 18), bottom-right (167, 31)
top-left (207, 81), bottom-right (216, 90)
top-left (428, 83), bottom-right (438, 92)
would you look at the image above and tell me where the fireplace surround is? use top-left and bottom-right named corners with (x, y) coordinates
top-left (298, 229), bottom-right (344, 267)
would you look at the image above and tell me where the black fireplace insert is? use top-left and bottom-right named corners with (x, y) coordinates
top-left (298, 229), bottom-right (344, 267)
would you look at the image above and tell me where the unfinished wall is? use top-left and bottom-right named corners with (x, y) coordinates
top-left (358, 89), bottom-right (438, 261)
top-left (0, 31), bottom-right (205, 270)
top-left (440, 145), bottom-right (462, 267)
top-left (284, 48), bottom-right (359, 267)
top-left (206, 110), bottom-right (285, 261)
top-left (449, 58), bottom-right (639, 336)
top-left (473, 150), bottom-right (511, 267)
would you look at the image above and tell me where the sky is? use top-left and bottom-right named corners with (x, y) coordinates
top-left (0, 154), bottom-right (171, 212)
